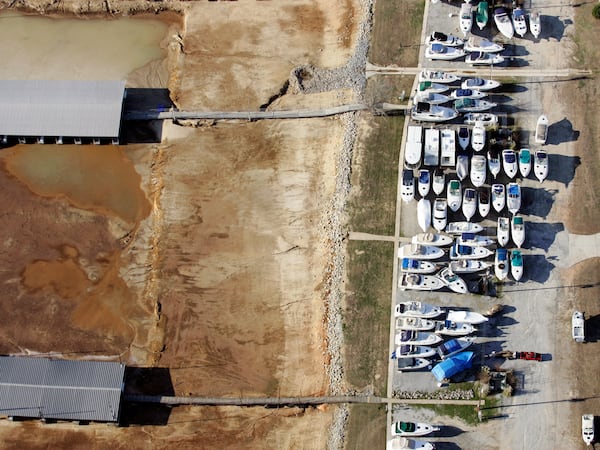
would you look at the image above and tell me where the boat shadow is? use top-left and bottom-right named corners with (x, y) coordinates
top-left (521, 186), bottom-right (557, 219)
top-left (488, 93), bottom-right (513, 104)
top-left (434, 425), bottom-right (464, 438)
top-left (433, 442), bottom-right (462, 450)
top-left (496, 83), bottom-right (528, 94)
top-left (504, 57), bottom-right (530, 68)
top-left (546, 153), bottom-right (581, 186)
top-left (504, 43), bottom-right (530, 57)
top-left (523, 221), bottom-right (564, 251)
top-left (522, 253), bottom-right (555, 283)
top-left (584, 314), bottom-right (600, 343)
top-left (541, 15), bottom-right (567, 42)
top-left (546, 117), bottom-right (580, 145)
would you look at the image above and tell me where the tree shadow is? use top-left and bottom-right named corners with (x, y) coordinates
top-left (524, 221), bottom-right (564, 251)
top-left (546, 154), bottom-right (581, 187)
top-left (546, 117), bottom-right (580, 145)
top-left (521, 186), bottom-right (557, 218)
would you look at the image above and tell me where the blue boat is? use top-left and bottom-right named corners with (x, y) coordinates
top-left (431, 351), bottom-right (475, 382)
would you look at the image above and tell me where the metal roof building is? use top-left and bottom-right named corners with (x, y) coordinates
top-left (0, 80), bottom-right (125, 139)
top-left (0, 356), bottom-right (125, 423)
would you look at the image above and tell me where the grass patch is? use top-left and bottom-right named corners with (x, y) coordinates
top-left (365, 75), bottom-right (416, 107)
top-left (349, 113), bottom-right (402, 235)
top-left (344, 404), bottom-right (387, 450)
top-left (343, 240), bottom-right (393, 395)
top-left (369, 0), bottom-right (425, 66)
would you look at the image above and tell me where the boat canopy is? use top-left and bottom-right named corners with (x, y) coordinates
top-left (508, 184), bottom-right (520, 196)
top-left (504, 152), bottom-right (516, 163)
top-left (402, 258), bottom-right (419, 270)
top-left (462, 233), bottom-right (475, 240)
top-left (432, 31), bottom-right (448, 41)
top-left (513, 216), bottom-right (523, 225)
top-left (511, 251), bottom-right (523, 265)
top-left (397, 422), bottom-right (416, 433)
top-left (476, 2), bottom-right (488, 22)
top-left (431, 43), bottom-right (445, 53)
top-left (439, 338), bottom-right (462, 355)
top-left (455, 98), bottom-right (475, 108)
top-left (415, 102), bottom-right (431, 113)
top-left (497, 248), bottom-right (507, 259)
top-left (431, 351), bottom-right (475, 381)
top-left (514, 8), bottom-right (525, 18)
top-left (455, 89), bottom-right (473, 97)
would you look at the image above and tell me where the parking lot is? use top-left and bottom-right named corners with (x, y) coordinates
top-left (387, 1), bottom-right (585, 448)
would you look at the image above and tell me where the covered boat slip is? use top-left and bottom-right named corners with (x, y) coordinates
top-left (0, 80), bottom-right (125, 143)
top-left (0, 356), bottom-right (125, 422)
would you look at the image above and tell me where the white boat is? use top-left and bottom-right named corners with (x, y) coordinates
top-left (432, 198), bottom-right (448, 232)
top-left (459, 2), bottom-right (473, 37)
top-left (497, 216), bottom-right (510, 247)
top-left (450, 243), bottom-right (493, 260)
top-left (412, 232), bottom-right (453, 247)
top-left (432, 168), bottom-right (445, 195)
top-left (488, 150), bottom-right (501, 178)
top-left (582, 414), bottom-right (594, 446)
top-left (470, 155), bottom-right (487, 187)
top-left (491, 183), bottom-right (505, 212)
top-left (391, 421), bottom-right (440, 437)
top-left (418, 70), bottom-right (460, 84)
top-left (405, 125), bottom-right (423, 169)
top-left (417, 81), bottom-right (449, 94)
top-left (418, 198), bottom-right (432, 232)
top-left (454, 98), bottom-right (497, 112)
top-left (572, 311), bottom-right (586, 343)
top-left (435, 320), bottom-right (476, 336)
top-left (464, 112), bottom-right (499, 127)
top-left (456, 154), bottom-right (469, 181)
top-left (530, 11), bottom-right (541, 39)
top-left (502, 149), bottom-right (518, 178)
top-left (458, 232), bottom-right (495, 247)
top-left (395, 330), bottom-right (444, 346)
top-left (535, 114), bottom-right (549, 144)
top-left (447, 310), bottom-right (489, 325)
top-left (401, 169), bottom-right (415, 203)
top-left (518, 148), bottom-right (532, 177)
top-left (458, 126), bottom-right (470, 150)
top-left (400, 258), bottom-right (438, 274)
top-left (466, 52), bottom-right (504, 66)
top-left (450, 88), bottom-right (487, 100)
top-left (447, 179), bottom-right (462, 212)
top-left (494, 7), bottom-right (514, 39)
top-left (462, 188), bottom-right (477, 221)
top-left (395, 301), bottom-right (444, 318)
top-left (387, 437), bottom-right (435, 450)
top-left (414, 91), bottom-right (452, 105)
top-left (446, 221), bottom-right (483, 235)
top-left (494, 248), bottom-right (509, 280)
top-left (396, 357), bottom-right (431, 372)
top-left (464, 36), bottom-right (504, 53)
top-left (399, 243), bottom-right (444, 260)
top-left (436, 337), bottom-right (475, 359)
top-left (534, 150), bottom-right (549, 182)
top-left (411, 102), bottom-right (458, 122)
top-left (510, 250), bottom-right (523, 281)
top-left (478, 188), bottom-right (490, 217)
top-left (426, 31), bottom-right (465, 47)
top-left (506, 182), bottom-right (521, 215)
top-left (418, 169), bottom-right (431, 197)
top-left (511, 215), bottom-right (525, 248)
top-left (440, 128), bottom-right (456, 167)
top-left (512, 7), bottom-right (528, 38)
top-left (396, 316), bottom-right (436, 331)
top-left (437, 267), bottom-right (468, 293)
top-left (393, 345), bottom-right (437, 359)
top-left (399, 273), bottom-right (445, 291)
top-left (425, 43), bottom-right (466, 60)
top-left (450, 259), bottom-right (492, 273)
top-left (471, 121), bottom-right (486, 152)
top-left (461, 77), bottom-right (501, 91)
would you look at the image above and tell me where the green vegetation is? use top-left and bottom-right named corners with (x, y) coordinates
top-left (592, 4), bottom-right (600, 20)
top-left (343, 240), bottom-right (393, 395)
top-left (369, 0), bottom-right (425, 66)
top-left (349, 114), bottom-right (402, 235)
top-left (344, 405), bottom-right (387, 450)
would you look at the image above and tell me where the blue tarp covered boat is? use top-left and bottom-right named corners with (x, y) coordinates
top-left (431, 351), bottom-right (475, 381)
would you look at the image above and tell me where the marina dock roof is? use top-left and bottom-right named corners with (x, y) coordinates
top-left (0, 356), bottom-right (125, 422)
top-left (0, 80), bottom-right (125, 138)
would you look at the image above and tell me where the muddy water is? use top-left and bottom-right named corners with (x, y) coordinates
top-left (4, 145), bottom-right (151, 225)
top-left (0, 11), bottom-right (168, 80)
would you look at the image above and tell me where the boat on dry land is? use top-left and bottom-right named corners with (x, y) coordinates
top-left (497, 216), bottom-right (510, 247)
top-left (511, 215), bottom-right (525, 248)
top-left (396, 330), bottom-right (444, 346)
top-left (412, 232), bottom-right (453, 247)
top-left (437, 337), bottom-right (475, 359)
top-left (534, 150), bottom-right (549, 182)
top-left (401, 169), bottom-right (415, 203)
top-left (426, 31), bottom-right (464, 47)
top-left (395, 301), bottom-right (444, 318)
top-left (450, 259), bottom-right (492, 273)
top-left (510, 249), bottom-right (523, 281)
top-left (391, 421), bottom-right (440, 437)
top-left (400, 258), bottom-right (438, 274)
top-left (530, 11), bottom-right (541, 38)
top-left (495, 248), bottom-right (509, 280)
top-left (435, 320), bottom-right (477, 336)
top-left (454, 98), bottom-right (497, 112)
top-left (464, 112), bottom-right (498, 127)
top-left (393, 345), bottom-right (436, 359)
top-left (535, 114), bottom-right (549, 144)
top-left (437, 267), bottom-right (468, 293)
top-left (425, 43), bottom-right (466, 61)
top-left (450, 243), bottom-right (492, 260)
top-left (447, 310), bottom-right (489, 325)
top-left (411, 102), bottom-right (458, 122)
top-left (395, 358), bottom-right (431, 373)
top-left (461, 77), bottom-right (500, 91)
top-left (446, 221), bottom-right (483, 235)
top-left (399, 273), bottom-right (445, 291)
top-left (494, 7), bottom-right (514, 39)
top-left (582, 414), bottom-right (594, 446)
top-left (464, 36), bottom-right (503, 53)
top-left (419, 70), bottom-right (460, 84)
top-left (466, 52), bottom-right (504, 66)
top-left (572, 311), bottom-right (585, 343)
top-left (387, 437), bottom-right (435, 450)
top-left (399, 243), bottom-right (444, 260)
top-left (396, 316), bottom-right (436, 331)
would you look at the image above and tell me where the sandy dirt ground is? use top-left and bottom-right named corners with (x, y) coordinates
top-left (0, 0), bottom-right (367, 448)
